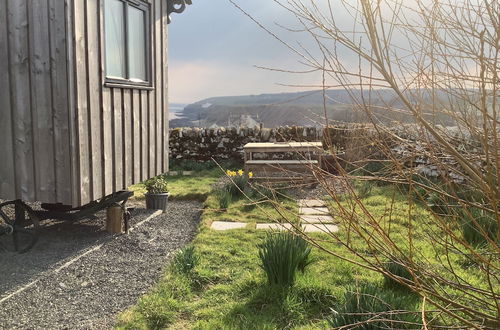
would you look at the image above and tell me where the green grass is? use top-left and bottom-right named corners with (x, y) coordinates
top-left (117, 180), bottom-right (493, 329)
top-left (129, 169), bottom-right (221, 202)
top-left (203, 192), bottom-right (299, 224)
top-left (116, 227), bottom-right (381, 329)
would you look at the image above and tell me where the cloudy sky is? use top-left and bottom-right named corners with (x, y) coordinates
top-left (168, 0), bottom-right (327, 104)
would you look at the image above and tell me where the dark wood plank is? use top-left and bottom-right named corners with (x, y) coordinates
top-left (66, 0), bottom-right (80, 206)
top-left (49, 0), bottom-right (72, 204)
top-left (73, 0), bottom-right (91, 204)
top-left (154, 0), bottom-right (162, 175)
top-left (102, 88), bottom-right (114, 196)
top-left (86, 0), bottom-right (103, 200)
top-left (161, 0), bottom-right (169, 173)
top-left (7, 0), bottom-right (36, 201)
top-left (0, 0), bottom-right (16, 200)
top-left (123, 89), bottom-right (133, 188)
top-left (148, 88), bottom-right (155, 179)
top-left (132, 90), bottom-right (141, 182)
top-left (29, 0), bottom-right (56, 203)
top-left (113, 88), bottom-right (124, 190)
top-left (141, 90), bottom-right (149, 181)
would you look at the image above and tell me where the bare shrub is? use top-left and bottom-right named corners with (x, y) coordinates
top-left (231, 0), bottom-right (499, 328)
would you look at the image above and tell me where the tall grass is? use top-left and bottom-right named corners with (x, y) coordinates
top-left (172, 246), bottom-right (199, 275)
top-left (459, 207), bottom-right (498, 247)
top-left (258, 232), bottom-right (313, 287)
top-left (383, 260), bottom-right (414, 291)
top-left (215, 187), bottom-right (232, 210)
top-left (227, 175), bottom-right (248, 198)
top-left (330, 283), bottom-right (421, 329)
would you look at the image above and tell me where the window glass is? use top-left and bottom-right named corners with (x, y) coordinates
top-left (105, 0), bottom-right (126, 78)
top-left (128, 6), bottom-right (147, 81)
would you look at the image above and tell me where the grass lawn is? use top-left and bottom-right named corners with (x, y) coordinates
top-left (203, 192), bottom-right (299, 225)
top-left (117, 177), bottom-right (490, 329)
top-left (129, 169), bottom-right (221, 202)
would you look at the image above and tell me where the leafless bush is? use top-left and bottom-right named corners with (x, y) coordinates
top-left (231, 0), bottom-right (499, 328)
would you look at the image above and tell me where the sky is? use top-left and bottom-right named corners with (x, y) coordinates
top-left (167, 0), bottom-right (327, 104)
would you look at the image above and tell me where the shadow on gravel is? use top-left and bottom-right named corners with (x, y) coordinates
top-left (0, 201), bottom-right (201, 330)
top-left (0, 209), bottom-right (150, 296)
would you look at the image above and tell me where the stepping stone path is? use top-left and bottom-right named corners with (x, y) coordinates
top-left (211, 221), bottom-right (247, 231)
top-left (254, 199), bottom-right (339, 233)
top-left (298, 199), bottom-right (326, 207)
top-left (303, 223), bottom-right (339, 233)
top-left (299, 207), bottom-right (330, 215)
top-left (300, 215), bottom-right (335, 224)
top-left (256, 223), bottom-right (294, 231)
top-left (299, 199), bottom-right (338, 233)
top-left (209, 200), bottom-right (338, 232)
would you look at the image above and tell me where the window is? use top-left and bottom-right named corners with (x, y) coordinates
top-left (105, 0), bottom-right (150, 86)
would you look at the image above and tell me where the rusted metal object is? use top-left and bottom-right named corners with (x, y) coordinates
top-left (0, 191), bottom-right (133, 253)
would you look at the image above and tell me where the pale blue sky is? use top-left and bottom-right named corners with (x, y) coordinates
top-left (167, 1), bottom-right (435, 104)
top-left (168, 0), bottom-right (325, 103)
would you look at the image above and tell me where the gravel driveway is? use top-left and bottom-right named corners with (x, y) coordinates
top-left (0, 201), bottom-right (201, 329)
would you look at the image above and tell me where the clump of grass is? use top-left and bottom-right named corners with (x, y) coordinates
top-left (172, 246), bottom-right (199, 275)
top-left (215, 186), bottom-right (232, 210)
top-left (426, 192), bottom-right (454, 216)
top-left (383, 260), bottom-right (414, 291)
top-left (459, 207), bottom-right (497, 247)
top-left (329, 283), bottom-right (421, 329)
top-left (356, 180), bottom-right (373, 199)
top-left (231, 175), bottom-right (249, 196)
top-left (258, 232), bottom-right (313, 287)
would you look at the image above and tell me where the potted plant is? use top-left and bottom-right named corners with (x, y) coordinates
top-left (144, 176), bottom-right (169, 212)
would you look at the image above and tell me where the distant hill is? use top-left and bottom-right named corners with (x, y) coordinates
top-left (170, 89), bottom-right (458, 128)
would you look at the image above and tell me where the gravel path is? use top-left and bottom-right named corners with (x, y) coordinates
top-left (0, 201), bottom-right (201, 329)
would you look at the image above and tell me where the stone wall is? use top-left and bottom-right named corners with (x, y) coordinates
top-left (169, 126), bottom-right (323, 162)
top-left (169, 124), bottom-right (473, 183)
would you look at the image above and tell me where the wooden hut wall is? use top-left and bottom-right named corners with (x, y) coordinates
top-left (70, 0), bottom-right (169, 206)
top-left (0, 0), bottom-right (72, 205)
top-left (0, 0), bottom-right (169, 206)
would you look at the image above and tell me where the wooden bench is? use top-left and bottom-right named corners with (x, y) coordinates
top-left (243, 142), bottom-right (323, 180)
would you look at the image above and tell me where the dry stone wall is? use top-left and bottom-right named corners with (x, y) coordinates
top-left (169, 126), bottom-right (323, 162)
top-left (169, 124), bottom-right (474, 184)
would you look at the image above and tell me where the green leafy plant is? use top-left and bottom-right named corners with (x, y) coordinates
top-left (329, 283), bottom-right (421, 329)
top-left (215, 186), bottom-right (232, 210)
top-left (144, 176), bottom-right (169, 194)
top-left (383, 260), bottom-right (414, 291)
top-left (258, 232), bottom-right (313, 287)
top-left (356, 180), bottom-right (373, 199)
top-left (172, 246), bottom-right (199, 275)
top-left (459, 207), bottom-right (497, 247)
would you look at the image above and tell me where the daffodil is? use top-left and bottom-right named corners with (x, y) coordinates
top-left (248, 172), bottom-right (254, 178)
top-left (237, 169), bottom-right (244, 176)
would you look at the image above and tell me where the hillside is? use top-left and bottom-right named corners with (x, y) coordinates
top-left (170, 89), bottom-right (457, 128)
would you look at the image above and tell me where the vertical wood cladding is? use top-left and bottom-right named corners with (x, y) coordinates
top-left (0, 0), bottom-right (169, 206)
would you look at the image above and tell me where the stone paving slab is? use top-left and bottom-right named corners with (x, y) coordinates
top-left (256, 223), bottom-right (294, 231)
top-left (210, 221), bottom-right (247, 231)
top-left (303, 224), bottom-right (339, 233)
top-left (300, 215), bottom-right (335, 224)
top-left (298, 199), bottom-right (326, 207)
top-left (299, 207), bottom-right (330, 215)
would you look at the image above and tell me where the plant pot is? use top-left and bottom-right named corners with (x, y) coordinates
top-left (145, 193), bottom-right (169, 212)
